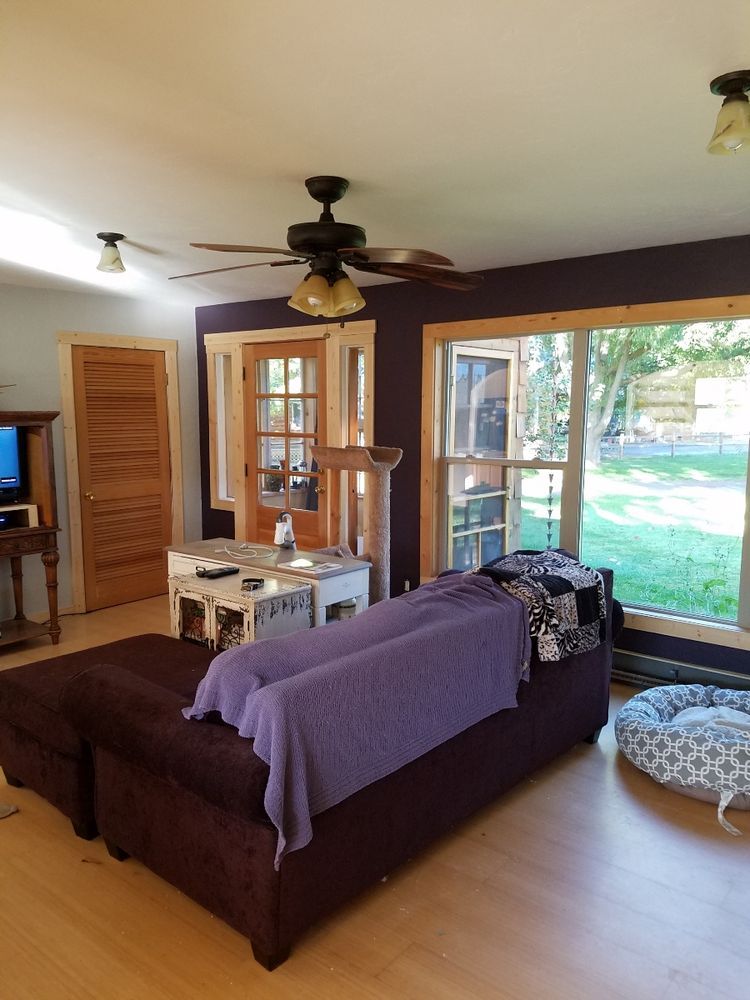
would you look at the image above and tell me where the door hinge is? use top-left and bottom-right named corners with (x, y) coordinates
top-left (242, 366), bottom-right (246, 381)
top-left (244, 463), bottom-right (248, 477)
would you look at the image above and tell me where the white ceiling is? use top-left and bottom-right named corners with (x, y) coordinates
top-left (1, 1), bottom-right (749, 307)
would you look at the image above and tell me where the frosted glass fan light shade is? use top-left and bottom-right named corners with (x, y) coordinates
top-left (707, 97), bottom-right (750, 154)
top-left (331, 274), bottom-right (365, 316)
top-left (288, 269), bottom-right (365, 317)
top-left (97, 242), bottom-right (125, 272)
top-left (288, 274), bottom-right (331, 316)
top-left (300, 273), bottom-right (330, 307)
top-left (287, 292), bottom-right (319, 316)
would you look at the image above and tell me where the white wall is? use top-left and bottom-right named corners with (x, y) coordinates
top-left (0, 283), bottom-right (200, 618)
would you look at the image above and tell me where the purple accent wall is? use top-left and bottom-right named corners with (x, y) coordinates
top-left (195, 233), bottom-right (750, 674)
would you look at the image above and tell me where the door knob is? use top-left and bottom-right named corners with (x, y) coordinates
top-left (84, 491), bottom-right (96, 501)
top-left (314, 485), bottom-right (326, 495)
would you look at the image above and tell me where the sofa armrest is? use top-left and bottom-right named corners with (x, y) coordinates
top-left (60, 664), bottom-right (270, 825)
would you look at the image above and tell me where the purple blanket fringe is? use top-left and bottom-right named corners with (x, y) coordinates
top-left (184, 573), bottom-right (530, 866)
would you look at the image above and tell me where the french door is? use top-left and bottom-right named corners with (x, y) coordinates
top-left (243, 339), bottom-right (328, 549)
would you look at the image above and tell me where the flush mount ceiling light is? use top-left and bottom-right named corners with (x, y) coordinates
top-left (96, 232), bottom-right (126, 272)
top-left (707, 70), bottom-right (750, 154)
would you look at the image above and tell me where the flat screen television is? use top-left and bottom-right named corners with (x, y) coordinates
top-left (0, 426), bottom-right (23, 501)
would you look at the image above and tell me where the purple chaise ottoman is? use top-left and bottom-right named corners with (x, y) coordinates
top-left (0, 633), bottom-right (216, 837)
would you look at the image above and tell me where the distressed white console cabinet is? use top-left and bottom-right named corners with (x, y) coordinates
top-left (167, 538), bottom-right (371, 628)
top-left (168, 571), bottom-right (311, 649)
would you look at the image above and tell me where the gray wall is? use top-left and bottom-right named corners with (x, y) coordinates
top-left (0, 283), bottom-right (200, 618)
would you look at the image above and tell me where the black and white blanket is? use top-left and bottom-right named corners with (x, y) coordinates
top-left (478, 550), bottom-right (607, 661)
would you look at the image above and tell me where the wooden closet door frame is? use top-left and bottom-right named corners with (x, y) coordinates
top-left (57, 332), bottom-right (184, 612)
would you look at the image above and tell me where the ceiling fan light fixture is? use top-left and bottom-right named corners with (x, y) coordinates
top-left (178, 174), bottom-right (481, 302)
top-left (96, 232), bottom-right (126, 272)
top-left (288, 273), bottom-right (327, 316)
top-left (300, 272), bottom-right (331, 307)
top-left (707, 71), bottom-right (750, 154)
top-left (288, 268), bottom-right (365, 318)
top-left (331, 272), bottom-right (366, 316)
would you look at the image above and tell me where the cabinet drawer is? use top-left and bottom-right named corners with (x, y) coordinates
top-left (169, 553), bottom-right (226, 577)
top-left (318, 568), bottom-right (369, 606)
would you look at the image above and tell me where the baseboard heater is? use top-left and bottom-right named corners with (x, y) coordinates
top-left (613, 648), bottom-right (750, 691)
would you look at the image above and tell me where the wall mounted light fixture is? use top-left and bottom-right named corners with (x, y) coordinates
top-left (96, 232), bottom-right (126, 272)
top-left (708, 70), bottom-right (750, 154)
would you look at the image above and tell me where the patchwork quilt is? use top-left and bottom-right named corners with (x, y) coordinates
top-left (478, 549), bottom-right (607, 661)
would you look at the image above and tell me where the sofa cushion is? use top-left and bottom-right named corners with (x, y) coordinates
top-left (0, 634), bottom-right (214, 757)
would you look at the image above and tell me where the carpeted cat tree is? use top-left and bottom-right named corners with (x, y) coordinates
top-left (311, 445), bottom-right (402, 604)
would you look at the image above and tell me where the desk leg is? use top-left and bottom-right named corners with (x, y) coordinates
top-left (10, 556), bottom-right (24, 620)
top-left (355, 594), bottom-right (369, 615)
top-left (313, 604), bottom-right (327, 628)
top-left (42, 548), bottom-right (60, 645)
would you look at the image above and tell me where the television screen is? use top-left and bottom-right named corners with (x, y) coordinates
top-left (0, 426), bottom-right (21, 493)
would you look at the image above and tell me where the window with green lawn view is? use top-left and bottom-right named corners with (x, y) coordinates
top-left (579, 320), bottom-right (750, 622)
top-left (445, 333), bottom-right (572, 569)
top-left (442, 318), bottom-right (750, 626)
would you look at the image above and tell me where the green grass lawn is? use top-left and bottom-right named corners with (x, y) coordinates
top-left (520, 453), bottom-right (746, 620)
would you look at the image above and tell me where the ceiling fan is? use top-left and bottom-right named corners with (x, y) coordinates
top-left (170, 175), bottom-right (482, 317)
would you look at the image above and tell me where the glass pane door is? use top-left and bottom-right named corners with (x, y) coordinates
top-left (244, 340), bottom-right (327, 549)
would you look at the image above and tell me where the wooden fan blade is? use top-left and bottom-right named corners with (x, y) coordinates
top-left (189, 243), bottom-right (306, 258)
top-left (351, 261), bottom-right (482, 290)
top-left (339, 247), bottom-right (453, 266)
top-left (169, 259), bottom-right (304, 280)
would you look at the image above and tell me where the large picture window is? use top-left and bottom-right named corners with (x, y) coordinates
top-left (580, 320), bottom-right (750, 622)
top-left (421, 298), bottom-right (750, 646)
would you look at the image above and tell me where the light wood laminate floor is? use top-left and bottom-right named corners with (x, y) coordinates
top-left (0, 599), bottom-right (748, 999)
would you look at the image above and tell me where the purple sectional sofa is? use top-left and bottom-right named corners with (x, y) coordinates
top-left (0, 570), bottom-right (613, 970)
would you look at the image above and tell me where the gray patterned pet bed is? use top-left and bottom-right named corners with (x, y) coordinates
top-left (615, 684), bottom-right (750, 835)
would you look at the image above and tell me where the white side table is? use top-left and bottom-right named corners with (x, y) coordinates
top-left (167, 539), bottom-right (371, 628)
top-left (168, 572), bottom-right (311, 650)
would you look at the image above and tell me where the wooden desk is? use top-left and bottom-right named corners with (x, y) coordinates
top-left (0, 527), bottom-right (60, 648)
top-left (0, 412), bottom-right (60, 650)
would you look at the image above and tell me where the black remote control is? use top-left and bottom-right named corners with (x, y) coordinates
top-left (196, 565), bottom-right (240, 579)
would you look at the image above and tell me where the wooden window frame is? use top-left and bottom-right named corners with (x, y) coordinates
top-left (206, 349), bottom-right (235, 511)
top-left (421, 295), bottom-right (750, 650)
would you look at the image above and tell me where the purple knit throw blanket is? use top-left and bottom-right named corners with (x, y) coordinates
top-left (183, 573), bottom-right (530, 867)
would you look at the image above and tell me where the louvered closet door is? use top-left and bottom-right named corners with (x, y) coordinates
top-left (72, 346), bottom-right (173, 610)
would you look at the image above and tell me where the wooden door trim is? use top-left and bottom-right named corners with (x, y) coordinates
top-left (57, 332), bottom-right (184, 612)
top-left (207, 321), bottom-right (375, 541)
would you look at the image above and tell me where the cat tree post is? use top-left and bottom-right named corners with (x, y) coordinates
top-left (311, 445), bottom-right (402, 604)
